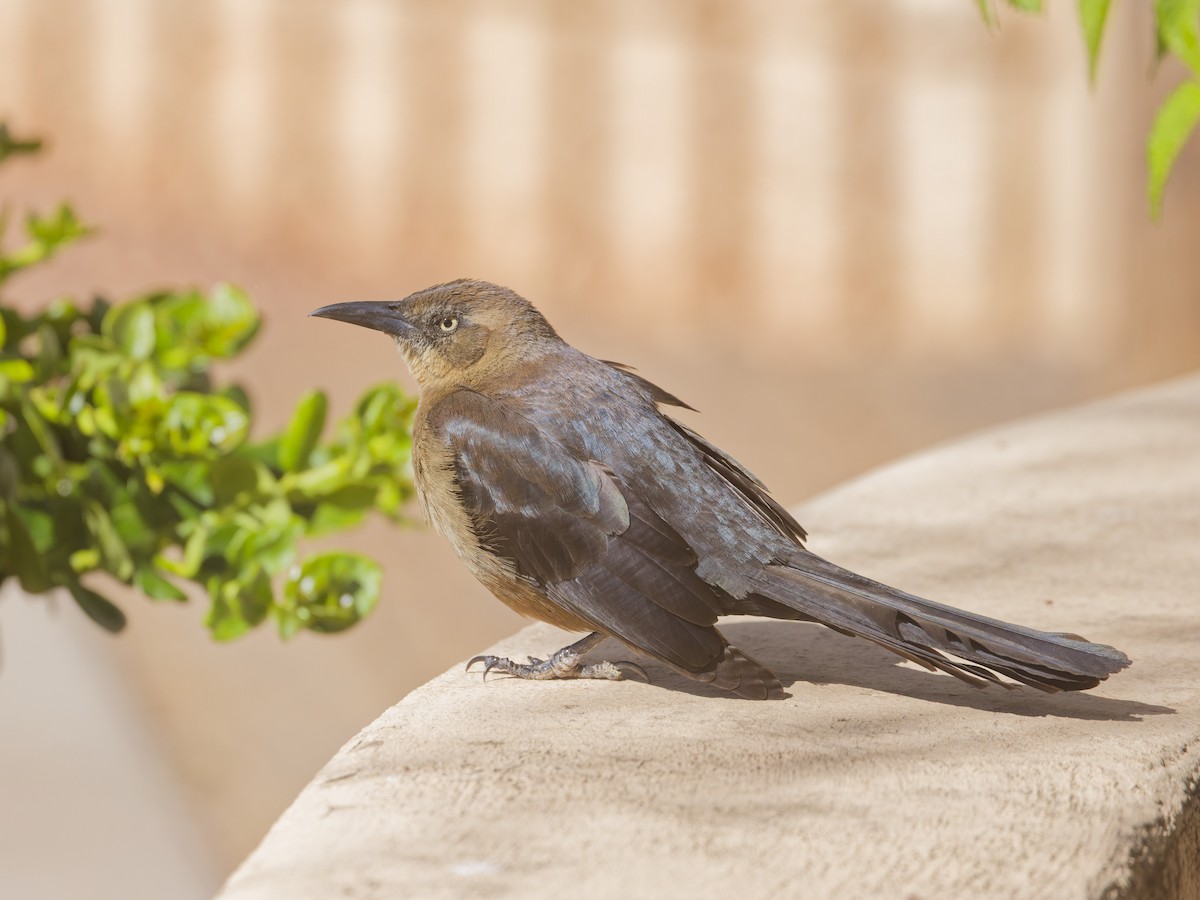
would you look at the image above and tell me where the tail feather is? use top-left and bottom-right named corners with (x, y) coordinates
top-left (758, 554), bottom-right (1130, 693)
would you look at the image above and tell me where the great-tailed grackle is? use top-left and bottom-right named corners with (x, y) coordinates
top-left (311, 280), bottom-right (1129, 700)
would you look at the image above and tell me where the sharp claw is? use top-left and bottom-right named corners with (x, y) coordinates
top-left (465, 655), bottom-right (490, 673)
top-left (481, 660), bottom-right (501, 682)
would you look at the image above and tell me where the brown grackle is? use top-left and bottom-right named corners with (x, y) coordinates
top-left (311, 280), bottom-right (1130, 700)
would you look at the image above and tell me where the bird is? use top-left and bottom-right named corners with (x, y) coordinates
top-left (310, 280), bottom-right (1130, 700)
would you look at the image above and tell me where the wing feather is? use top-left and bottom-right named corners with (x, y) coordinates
top-left (426, 390), bottom-right (731, 670)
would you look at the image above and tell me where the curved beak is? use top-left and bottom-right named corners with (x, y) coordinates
top-left (308, 301), bottom-right (414, 338)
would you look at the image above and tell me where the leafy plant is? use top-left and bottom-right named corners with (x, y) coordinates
top-left (0, 126), bottom-right (416, 639)
top-left (976, 0), bottom-right (1200, 216)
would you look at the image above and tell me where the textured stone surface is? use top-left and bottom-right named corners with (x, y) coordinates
top-left (217, 376), bottom-right (1200, 900)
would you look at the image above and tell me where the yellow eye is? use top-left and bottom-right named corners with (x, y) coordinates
top-left (438, 316), bottom-right (458, 333)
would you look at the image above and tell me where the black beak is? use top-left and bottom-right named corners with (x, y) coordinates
top-left (308, 301), bottom-right (414, 338)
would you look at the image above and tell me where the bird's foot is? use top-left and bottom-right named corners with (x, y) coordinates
top-left (466, 638), bottom-right (649, 684)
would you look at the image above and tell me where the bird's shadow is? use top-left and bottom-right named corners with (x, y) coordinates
top-left (595, 621), bottom-right (1173, 722)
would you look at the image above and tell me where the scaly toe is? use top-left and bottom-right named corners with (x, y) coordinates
top-left (578, 660), bottom-right (650, 682)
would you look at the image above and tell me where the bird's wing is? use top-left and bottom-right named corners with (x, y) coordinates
top-left (603, 360), bottom-right (807, 544)
top-left (427, 390), bottom-right (736, 675)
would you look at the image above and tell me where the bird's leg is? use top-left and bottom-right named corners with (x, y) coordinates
top-left (466, 632), bottom-right (649, 684)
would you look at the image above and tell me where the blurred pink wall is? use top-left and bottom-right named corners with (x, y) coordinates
top-left (1, 0), bottom-right (1197, 893)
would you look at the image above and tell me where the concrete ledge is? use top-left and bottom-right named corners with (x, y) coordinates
top-left (217, 375), bottom-right (1200, 900)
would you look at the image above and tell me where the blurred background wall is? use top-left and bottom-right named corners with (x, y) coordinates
top-left (1, 0), bottom-right (1196, 897)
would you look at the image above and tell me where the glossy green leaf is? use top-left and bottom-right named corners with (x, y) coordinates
top-left (278, 390), bottom-right (327, 472)
top-left (289, 457), bottom-right (352, 495)
top-left (0, 130), bottom-right (416, 641)
top-left (134, 567), bottom-right (187, 601)
top-left (204, 283), bottom-right (260, 355)
top-left (69, 583), bottom-right (127, 633)
top-left (1148, 79), bottom-right (1200, 217)
top-left (154, 545), bottom-right (197, 579)
top-left (235, 514), bottom-right (302, 574)
top-left (158, 392), bottom-right (249, 457)
top-left (69, 547), bottom-right (101, 572)
top-left (283, 552), bottom-right (382, 635)
top-left (104, 302), bottom-right (157, 359)
top-left (155, 284), bottom-right (260, 363)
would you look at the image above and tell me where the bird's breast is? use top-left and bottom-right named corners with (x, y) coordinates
top-left (412, 437), bottom-right (482, 569)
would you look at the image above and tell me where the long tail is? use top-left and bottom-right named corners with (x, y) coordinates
top-left (753, 553), bottom-right (1130, 692)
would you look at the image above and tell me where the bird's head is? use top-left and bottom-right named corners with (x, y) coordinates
top-left (310, 280), bottom-right (562, 393)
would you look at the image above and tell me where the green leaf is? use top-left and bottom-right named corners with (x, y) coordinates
top-left (204, 283), bottom-right (260, 355)
top-left (0, 124), bottom-right (43, 166)
top-left (227, 511), bottom-right (301, 574)
top-left (282, 551), bottom-right (382, 635)
top-left (18, 396), bottom-right (60, 461)
top-left (975, 0), bottom-right (997, 27)
top-left (307, 503), bottom-right (367, 535)
top-left (1148, 79), bottom-right (1200, 217)
top-left (69, 548), bottom-right (101, 573)
top-left (222, 383), bottom-right (252, 413)
top-left (84, 501), bottom-right (135, 581)
top-left (25, 204), bottom-right (90, 254)
top-left (278, 389), bottom-right (327, 472)
top-left (0, 358), bottom-right (35, 383)
top-left (1007, 0), bottom-right (1042, 11)
top-left (134, 567), bottom-right (187, 601)
top-left (33, 323), bottom-right (63, 380)
top-left (159, 460), bottom-right (215, 508)
top-left (158, 392), bottom-right (249, 457)
top-left (21, 506), bottom-right (54, 552)
top-left (1079, 0), bottom-right (1113, 84)
top-left (155, 284), bottom-right (260, 365)
top-left (288, 457), bottom-right (352, 495)
top-left (103, 302), bottom-right (157, 359)
top-left (237, 437), bottom-right (281, 470)
top-left (211, 456), bottom-right (274, 506)
top-left (0, 449), bottom-right (17, 501)
top-left (205, 567), bottom-right (272, 640)
top-left (1156, 0), bottom-right (1200, 76)
top-left (69, 583), bottom-right (127, 633)
top-left (178, 525), bottom-right (211, 577)
top-left (3, 502), bottom-right (53, 592)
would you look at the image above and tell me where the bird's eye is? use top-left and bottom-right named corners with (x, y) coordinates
top-left (438, 315), bottom-right (459, 333)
